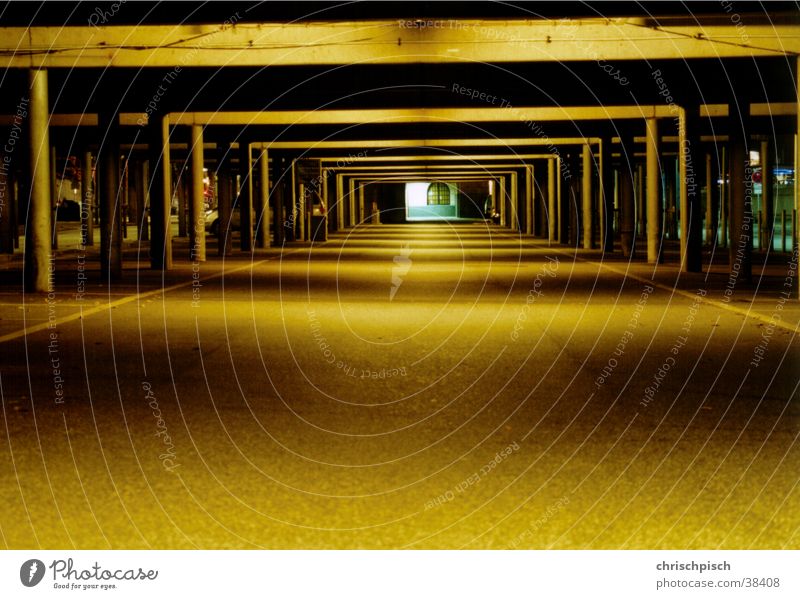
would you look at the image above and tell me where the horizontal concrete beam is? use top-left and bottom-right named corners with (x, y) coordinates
top-left (262, 139), bottom-right (595, 150)
top-left (0, 104), bottom-right (791, 128)
top-left (320, 155), bottom-right (556, 164)
top-left (323, 163), bottom-right (528, 173)
top-left (701, 103), bottom-right (796, 117)
top-left (350, 174), bottom-right (514, 181)
top-left (170, 106), bottom-right (677, 126)
top-left (113, 139), bottom-right (722, 153)
top-left (1, 18), bottom-right (796, 68)
top-left (0, 113), bottom-right (146, 126)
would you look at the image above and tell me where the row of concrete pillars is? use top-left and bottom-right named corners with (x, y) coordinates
top-left (496, 116), bottom-right (790, 291)
top-left (11, 69), bottom-right (800, 300)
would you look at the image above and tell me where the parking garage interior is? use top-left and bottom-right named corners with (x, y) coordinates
top-left (0, 2), bottom-right (798, 549)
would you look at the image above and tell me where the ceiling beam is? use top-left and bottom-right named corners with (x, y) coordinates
top-left (325, 165), bottom-right (532, 172)
top-left (0, 103), bottom-right (791, 128)
top-left (1, 18), bottom-right (797, 69)
top-left (171, 105), bottom-right (679, 126)
top-left (319, 155), bottom-right (556, 164)
top-left (261, 139), bottom-right (594, 150)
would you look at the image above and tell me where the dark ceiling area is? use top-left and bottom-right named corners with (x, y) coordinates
top-left (3, 1), bottom-right (798, 26)
top-left (0, 2), bottom-right (796, 158)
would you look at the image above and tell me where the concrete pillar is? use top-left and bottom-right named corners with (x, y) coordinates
top-left (81, 151), bottom-right (94, 247)
top-left (729, 106), bottom-right (753, 284)
top-left (547, 158), bottom-right (556, 244)
top-left (322, 168), bottom-right (329, 232)
top-left (645, 117), bottom-right (663, 264)
top-left (499, 177), bottom-right (507, 227)
top-left (760, 139), bottom-right (773, 251)
top-left (122, 158), bottom-right (129, 240)
top-left (560, 154), bottom-right (576, 244)
top-left (619, 134), bottom-right (636, 258)
top-left (582, 143), bottom-right (593, 249)
top-left (664, 159), bottom-right (676, 240)
top-left (509, 172), bottom-right (518, 231)
top-left (705, 152), bottom-right (715, 246)
top-left (298, 182), bottom-right (306, 241)
top-left (614, 169), bottom-right (619, 232)
top-left (336, 174), bottom-right (344, 230)
top-left (599, 137), bottom-right (614, 253)
top-left (128, 159), bottom-right (140, 241)
top-left (271, 155), bottom-right (287, 246)
top-left (0, 151), bottom-right (16, 254)
top-left (218, 171), bottom-right (233, 255)
top-left (238, 140), bottom-right (253, 251)
top-left (636, 162), bottom-right (645, 239)
top-left (50, 145), bottom-right (58, 250)
top-left (358, 183), bottom-right (365, 226)
top-left (348, 179), bottom-right (356, 226)
top-left (24, 69), bottom-right (52, 292)
top-left (177, 164), bottom-right (187, 238)
top-left (141, 160), bottom-right (150, 242)
top-left (558, 157), bottom-right (568, 243)
top-left (258, 149), bottom-right (270, 248)
top-left (526, 165), bottom-right (534, 235)
top-left (538, 167), bottom-right (549, 236)
top-left (532, 167), bottom-right (543, 236)
top-left (189, 125), bottom-right (205, 262)
top-left (796, 55), bottom-right (800, 298)
top-left (99, 109), bottom-right (122, 281)
top-left (216, 147), bottom-right (233, 256)
top-left (149, 115), bottom-right (172, 270)
top-left (569, 166), bottom-right (581, 246)
top-left (252, 150), bottom-right (264, 248)
top-left (720, 146), bottom-right (729, 248)
top-left (679, 107), bottom-right (703, 272)
top-left (289, 160), bottom-right (297, 239)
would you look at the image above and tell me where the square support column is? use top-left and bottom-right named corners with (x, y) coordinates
top-left (619, 134), bottom-right (636, 258)
top-left (348, 179), bottom-right (356, 226)
top-left (599, 137), bottom-right (614, 253)
top-left (215, 144), bottom-right (233, 257)
top-left (271, 155), bottom-right (287, 246)
top-left (526, 165), bottom-right (534, 235)
top-left (728, 104), bottom-right (753, 285)
top-left (322, 168), bottom-right (329, 231)
top-left (760, 139), bottom-right (773, 252)
top-left (24, 68), bottom-right (52, 292)
top-left (189, 124), bottom-right (205, 262)
top-left (547, 158), bottom-right (556, 244)
top-left (99, 109), bottom-right (122, 281)
top-left (149, 115), bottom-right (172, 270)
top-left (336, 174), bottom-right (344, 230)
top-left (679, 107), bottom-right (702, 272)
top-left (509, 171), bottom-right (518, 231)
top-left (358, 183), bottom-right (365, 226)
top-left (582, 143), bottom-right (593, 249)
top-left (499, 177), bottom-right (506, 227)
top-left (81, 151), bottom-right (94, 247)
top-left (719, 146), bottom-right (729, 249)
top-left (646, 117), bottom-right (663, 264)
top-left (258, 149), bottom-right (270, 248)
top-left (704, 152), bottom-right (716, 246)
top-left (238, 140), bottom-right (253, 251)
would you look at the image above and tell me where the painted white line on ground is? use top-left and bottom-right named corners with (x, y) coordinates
top-left (0, 259), bottom-right (269, 344)
top-left (512, 233), bottom-right (800, 334)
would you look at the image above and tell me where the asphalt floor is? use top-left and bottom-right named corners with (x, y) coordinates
top-left (0, 223), bottom-right (797, 548)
